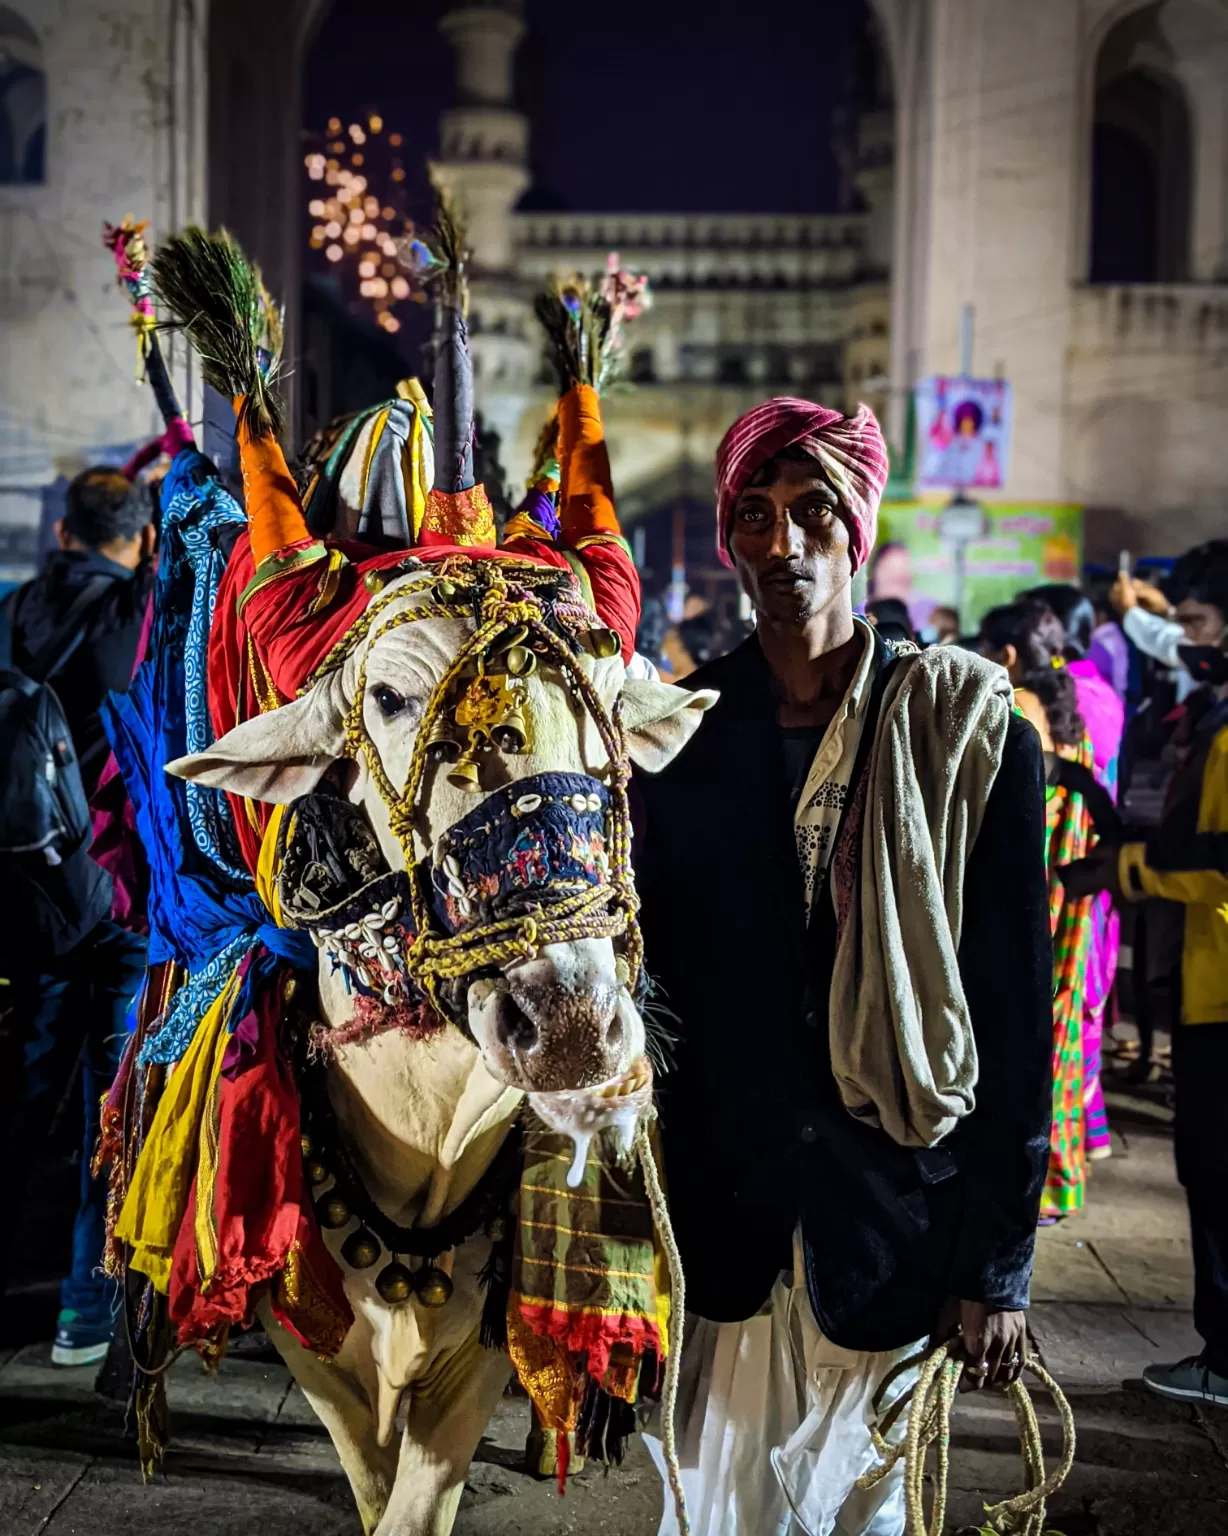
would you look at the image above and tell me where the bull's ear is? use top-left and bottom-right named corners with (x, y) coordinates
top-left (166, 683), bottom-right (346, 804)
top-left (620, 679), bottom-right (719, 773)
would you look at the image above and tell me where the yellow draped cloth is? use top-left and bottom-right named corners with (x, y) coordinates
top-left (114, 966), bottom-right (242, 1292)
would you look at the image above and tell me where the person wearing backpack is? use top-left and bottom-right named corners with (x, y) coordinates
top-left (1, 466), bottom-right (155, 1365)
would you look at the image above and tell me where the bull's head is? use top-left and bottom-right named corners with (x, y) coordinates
top-left (169, 563), bottom-right (714, 1152)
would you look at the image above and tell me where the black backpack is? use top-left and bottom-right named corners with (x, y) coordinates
top-left (0, 576), bottom-right (116, 962)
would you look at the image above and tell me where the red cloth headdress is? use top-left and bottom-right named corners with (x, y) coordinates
top-left (715, 397), bottom-right (889, 573)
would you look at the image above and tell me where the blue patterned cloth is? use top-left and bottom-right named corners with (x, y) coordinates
top-left (104, 449), bottom-right (313, 1066)
top-left (429, 772), bottom-right (611, 935)
top-left (165, 459), bottom-right (250, 884)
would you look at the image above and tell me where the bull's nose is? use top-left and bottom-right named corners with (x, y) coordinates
top-left (494, 992), bottom-right (539, 1054)
top-left (497, 979), bottom-right (623, 1090)
top-left (501, 981), bottom-right (622, 1052)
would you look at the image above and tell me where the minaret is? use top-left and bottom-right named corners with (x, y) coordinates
top-left (431, 1), bottom-right (535, 472)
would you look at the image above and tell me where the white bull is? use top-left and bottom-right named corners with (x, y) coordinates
top-left (171, 569), bottom-right (716, 1536)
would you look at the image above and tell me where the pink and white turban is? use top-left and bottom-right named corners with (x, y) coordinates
top-left (715, 397), bottom-right (889, 573)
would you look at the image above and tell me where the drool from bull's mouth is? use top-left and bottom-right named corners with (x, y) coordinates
top-left (529, 1054), bottom-right (654, 1186)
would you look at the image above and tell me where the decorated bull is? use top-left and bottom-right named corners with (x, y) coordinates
top-left (98, 214), bottom-right (709, 1536)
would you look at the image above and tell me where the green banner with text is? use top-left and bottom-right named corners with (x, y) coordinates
top-left (873, 501), bottom-right (1084, 632)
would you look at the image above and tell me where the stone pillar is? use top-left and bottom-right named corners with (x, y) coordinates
top-left (430, 1), bottom-right (535, 482)
top-left (207, 0), bottom-right (329, 439)
top-left (1162, 0), bottom-right (1228, 282)
top-left (872, 0), bottom-right (931, 456)
top-left (881, 0), bottom-right (1082, 503)
top-left (854, 110), bottom-right (896, 276)
top-left (0, 0), bottom-right (207, 572)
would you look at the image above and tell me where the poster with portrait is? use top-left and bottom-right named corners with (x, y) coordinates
top-left (915, 376), bottom-right (1013, 491)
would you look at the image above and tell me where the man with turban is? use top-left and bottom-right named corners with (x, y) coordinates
top-left (636, 399), bottom-right (1053, 1535)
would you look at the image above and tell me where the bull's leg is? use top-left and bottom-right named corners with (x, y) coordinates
top-left (375, 1329), bottom-right (512, 1536)
top-left (259, 1302), bottom-right (398, 1535)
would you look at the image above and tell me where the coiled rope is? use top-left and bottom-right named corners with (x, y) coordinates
top-left (856, 1340), bottom-right (1076, 1536)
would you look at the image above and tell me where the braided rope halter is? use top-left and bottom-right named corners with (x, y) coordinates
top-left (330, 560), bottom-right (643, 1021)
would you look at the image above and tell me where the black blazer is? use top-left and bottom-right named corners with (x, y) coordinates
top-left (636, 632), bottom-right (1053, 1351)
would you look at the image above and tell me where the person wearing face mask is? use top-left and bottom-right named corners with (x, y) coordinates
top-left (635, 398), bottom-right (1052, 1536)
top-left (1110, 541), bottom-right (1228, 695)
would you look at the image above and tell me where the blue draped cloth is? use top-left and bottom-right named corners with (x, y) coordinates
top-left (103, 449), bottom-right (313, 1065)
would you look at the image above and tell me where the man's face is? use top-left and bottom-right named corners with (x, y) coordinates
top-left (728, 459), bottom-right (851, 626)
top-left (1175, 597), bottom-right (1226, 647)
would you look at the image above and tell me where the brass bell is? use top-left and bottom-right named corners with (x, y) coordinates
top-left (425, 718), bottom-right (461, 764)
top-left (414, 1265), bottom-right (454, 1308)
top-left (505, 644), bottom-right (536, 678)
top-left (585, 627), bottom-right (621, 659)
top-left (492, 707), bottom-right (528, 754)
top-left (364, 570), bottom-right (387, 594)
top-left (315, 1191), bottom-right (351, 1230)
top-left (341, 1228), bottom-right (382, 1271)
top-left (434, 578), bottom-right (458, 602)
top-left (305, 1159), bottom-right (331, 1187)
top-left (375, 1260), bottom-right (414, 1304)
top-left (446, 750), bottom-right (483, 793)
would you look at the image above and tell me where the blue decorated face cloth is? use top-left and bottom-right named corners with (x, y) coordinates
top-left (428, 772), bottom-right (612, 935)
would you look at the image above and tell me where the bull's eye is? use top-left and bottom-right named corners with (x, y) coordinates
top-left (373, 685), bottom-right (409, 719)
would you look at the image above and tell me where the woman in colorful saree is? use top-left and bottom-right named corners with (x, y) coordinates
top-left (1024, 584), bottom-right (1125, 1161)
top-left (981, 600), bottom-right (1095, 1220)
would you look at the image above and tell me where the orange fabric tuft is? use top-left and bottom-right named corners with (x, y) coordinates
top-left (557, 384), bottom-right (620, 539)
top-left (235, 400), bottom-right (312, 566)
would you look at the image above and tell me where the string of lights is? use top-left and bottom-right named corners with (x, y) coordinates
top-left (304, 113), bottom-right (422, 335)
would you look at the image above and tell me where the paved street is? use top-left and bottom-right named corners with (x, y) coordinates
top-left (1, 1063), bottom-right (1226, 1535)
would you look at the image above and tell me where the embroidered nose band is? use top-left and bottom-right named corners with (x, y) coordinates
top-left (430, 772), bottom-right (611, 936)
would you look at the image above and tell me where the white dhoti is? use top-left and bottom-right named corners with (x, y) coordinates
top-left (646, 1243), bottom-right (922, 1536)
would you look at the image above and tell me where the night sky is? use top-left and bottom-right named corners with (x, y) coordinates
top-left (304, 0), bottom-right (860, 221)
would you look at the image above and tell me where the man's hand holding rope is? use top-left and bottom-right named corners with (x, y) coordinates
top-left (932, 1298), bottom-right (1028, 1392)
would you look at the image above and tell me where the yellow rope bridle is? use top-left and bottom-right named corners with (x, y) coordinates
top-left (332, 562), bottom-right (642, 1019)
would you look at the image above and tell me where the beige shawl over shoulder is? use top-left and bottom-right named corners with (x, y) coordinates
top-left (829, 646), bottom-right (1014, 1148)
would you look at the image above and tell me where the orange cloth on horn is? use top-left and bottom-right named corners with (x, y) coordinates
top-left (235, 401), bottom-right (313, 567)
top-left (557, 384), bottom-right (620, 539)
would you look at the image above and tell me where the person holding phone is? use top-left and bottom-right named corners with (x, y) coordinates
top-left (1110, 542), bottom-right (1228, 690)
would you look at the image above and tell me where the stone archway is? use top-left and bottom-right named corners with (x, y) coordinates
top-left (0, 5), bottom-right (45, 185)
top-left (1088, 6), bottom-right (1193, 282)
